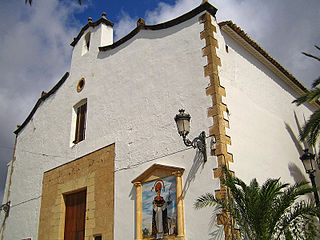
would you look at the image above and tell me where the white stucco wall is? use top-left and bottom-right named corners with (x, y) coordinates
top-left (215, 24), bottom-right (317, 188)
top-left (2, 10), bottom-right (318, 240)
top-left (2, 13), bottom-right (223, 240)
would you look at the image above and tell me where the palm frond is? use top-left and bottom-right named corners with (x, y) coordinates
top-left (274, 200), bottom-right (320, 239)
top-left (292, 46), bottom-right (320, 145)
top-left (194, 193), bottom-right (222, 209)
top-left (311, 76), bottom-right (320, 88)
top-left (302, 52), bottom-right (320, 62)
top-left (268, 182), bottom-right (317, 240)
top-left (195, 168), bottom-right (320, 240)
top-left (292, 88), bottom-right (320, 105)
top-left (300, 109), bottom-right (320, 145)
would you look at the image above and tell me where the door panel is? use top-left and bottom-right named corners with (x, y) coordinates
top-left (64, 190), bottom-right (86, 240)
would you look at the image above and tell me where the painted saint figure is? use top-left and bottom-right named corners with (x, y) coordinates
top-left (151, 180), bottom-right (172, 239)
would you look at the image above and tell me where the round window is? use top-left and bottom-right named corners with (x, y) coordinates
top-left (77, 78), bottom-right (85, 92)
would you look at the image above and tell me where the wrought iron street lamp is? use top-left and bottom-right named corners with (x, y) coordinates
top-left (174, 109), bottom-right (207, 162)
top-left (300, 149), bottom-right (319, 206)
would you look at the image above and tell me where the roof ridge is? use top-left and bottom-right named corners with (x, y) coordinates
top-left (99, 1), bottom-right (217, 51)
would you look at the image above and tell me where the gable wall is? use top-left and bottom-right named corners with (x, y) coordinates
top-left (217, 27), bottom-right (316, 186)
top-left (3, 13), bottom-right (223, 240)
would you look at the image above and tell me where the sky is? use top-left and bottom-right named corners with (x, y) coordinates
top-left (0, 0), bottom-right (319, 203)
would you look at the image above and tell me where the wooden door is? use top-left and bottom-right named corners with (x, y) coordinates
top-left (64, 190), bottom-right (87, 240)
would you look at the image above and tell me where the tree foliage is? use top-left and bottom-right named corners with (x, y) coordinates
top-left (194, 168), bottom-right (320, 239)
top-left (293, 45), bottom-right (320, 146)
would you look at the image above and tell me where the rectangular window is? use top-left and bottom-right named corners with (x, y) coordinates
top-left (64, 190), bottom-right (87, 240)
top-left (74, 102), bottom-right (87, 144)
top-left (82, 32), bottom-right (91, 56)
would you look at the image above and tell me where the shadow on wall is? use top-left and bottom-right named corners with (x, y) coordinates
top-left (208, 224), bottom-right (224, 240)
top-left (288, 162), bottom-right (308, 183)
top-left (182, 149), bottom-right (205, 198)
top-left (284, 110), bottom-right (311, 156)
top-left (284, 122), bottom-right (303, 156)
top-left (288, 162), bottom-right (313, 201)
top-left (284, 111), bottom-right (314, 165)
top-left (284, 114), bottom-right (305, 185)
top-left (285, 112), bottom-right (319, 201)
top-left (293, 111), bottom-right (312, 151)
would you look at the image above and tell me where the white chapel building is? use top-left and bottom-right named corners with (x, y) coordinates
top-left (1, 1), bottom-right (318, 240)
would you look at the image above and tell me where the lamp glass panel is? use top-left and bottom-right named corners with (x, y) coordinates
top-left (303, 158), bottom-right (314, 172)
top-left (176, 118), bottom-right (190, 137)
top-left (176, 119), bottom-right (184, 136)
top-left (183, 119), bottom-right (190, 136)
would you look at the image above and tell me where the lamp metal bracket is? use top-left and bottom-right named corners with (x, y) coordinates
top-left (183, 131), bottom-right (207, 162)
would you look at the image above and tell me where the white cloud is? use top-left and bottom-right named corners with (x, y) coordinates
top-left (114, 0), bottom-right (200, 39)
top-left (114, 11), bottom-right (136, 40)
top-left (145, 0), bottom-right (199, 24)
